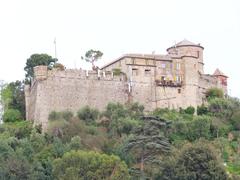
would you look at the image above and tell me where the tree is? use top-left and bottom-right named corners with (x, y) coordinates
top-left (81, 49), bottom-right (103, 70)
top-left (77, 106), bottom-right (99, 124)
top-left (52, 151), bottom-right (130, 180)
top-left (208, 98), bottom-right (238, 119)
top-left (3, 109), bottom-right (22, 123)
top-left (124, 116), bottom-right (171, 179)
top-left (24, 54), bottom-right (57, 82)
top-left (206, 88), bottom-right (224, 99)
top-left (161, 141), bottom-right (228, 180)
top-left (1, 80), bottom-right (25, 118)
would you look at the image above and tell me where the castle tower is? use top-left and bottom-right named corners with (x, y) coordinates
top-left (33, 65), bottom-right (48, 81)
top-left (167, 39), bottom-right (204, 108)
top-left (213, 68), bottom-right (228, 95)
top-left (167, 39), bottom-right (204, 74)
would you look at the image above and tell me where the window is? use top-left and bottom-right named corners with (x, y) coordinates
top-left (145, 69), bottom-right (151, 76)
top-left (161, 63), bottom-right (166, 68)
top-left (132, 68), bottom-right (138, 76)
top-left (178, 89), bottom-right (181, 94)
top-left (131, 58), bottom-right (135, 64)
top-left (176, 76), bottom-right (181, 82)
top-left (176, 63), bottom-right (181, 70)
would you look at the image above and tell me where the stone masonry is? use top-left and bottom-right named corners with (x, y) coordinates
top-left (25, 40), bottom-right (228, 130)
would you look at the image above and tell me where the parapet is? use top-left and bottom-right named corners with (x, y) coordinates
top-left (33, 65), bottom-right (127, 82)
top-left (34, 66), bottom-right (48, 81)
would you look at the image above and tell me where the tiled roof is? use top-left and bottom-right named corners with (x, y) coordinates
top-left (167, 39), bottom-right (204, 51)
top-left (176, 39), bottom-right (197, 46)
top-left (213, 68), bottom-right (228, 77)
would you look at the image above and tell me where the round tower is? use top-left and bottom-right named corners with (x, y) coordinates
top-left (167, 40), bottom-right (204, 109)
top-left (167, 39), bottom-right (204, 74)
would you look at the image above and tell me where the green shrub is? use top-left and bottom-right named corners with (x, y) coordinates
top-left (184, 106), bottom-right (195, 115)
top-left (48, 111), bottom-right (61, 121)
top-left (86, 125), bottom-right (98, 135)
top-left (77, 106), bottom-right (99, 124)
top-left (206, 88), bottom-right (224, 99)
top-left (3, 109), bottom-right (22, 122)
top-left (61, 110), bottom-right (73, 121)
top-left (69, 136), bottom-right (82, 151)
top-left (197, 105), bottom-right (208, 115)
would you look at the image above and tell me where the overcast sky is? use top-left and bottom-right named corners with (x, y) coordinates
top-left (0, 0), bottom-right (239, 97)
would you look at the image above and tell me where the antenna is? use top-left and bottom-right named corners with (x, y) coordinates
top-left (54, 37), bottom-right (57, 59)
top-left (174, 40), bottom-right (177, 48)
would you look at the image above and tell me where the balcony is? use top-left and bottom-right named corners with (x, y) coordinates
top-left (155, 80), bottom-right (182, 87)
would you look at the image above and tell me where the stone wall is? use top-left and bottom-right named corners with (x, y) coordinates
top-left (26, 67), bottom-right (128, 130)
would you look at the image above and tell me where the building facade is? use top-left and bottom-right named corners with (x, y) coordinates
top-left (25, 40), bottom-right (228, 130)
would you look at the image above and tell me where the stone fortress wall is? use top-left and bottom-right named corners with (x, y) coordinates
top-left (25, 40), bottom-right (228, 130)
top-left (25, 67), bottom-right (128, 129)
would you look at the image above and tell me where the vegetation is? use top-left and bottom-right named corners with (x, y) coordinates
top-left (81, 49), bottom-right (103, 70)
top-left (1, 80), bottom-right (25, 119)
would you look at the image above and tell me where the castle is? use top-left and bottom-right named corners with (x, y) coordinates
top-left (25, 40), bottom-right (228, 130)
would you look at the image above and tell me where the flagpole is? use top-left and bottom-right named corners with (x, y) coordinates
top-left (54, 38), bottom-right (57, 59)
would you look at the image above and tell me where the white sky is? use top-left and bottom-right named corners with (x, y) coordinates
top-left (0, 0), bottom-right (239, 97)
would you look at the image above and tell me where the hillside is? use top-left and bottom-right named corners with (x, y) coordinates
top-left (0, 84), bottom-right (240, 179)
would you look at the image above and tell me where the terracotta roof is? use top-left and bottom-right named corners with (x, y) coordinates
top-left (167, 39), bottom-right (204, 51)
top-left (213, 68), bottom-right (228, 77)
top-left (100, 53), bottom-right (171, 69)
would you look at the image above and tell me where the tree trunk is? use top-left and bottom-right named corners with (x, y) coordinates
top-left (140, 153), bottom-right (144, 180)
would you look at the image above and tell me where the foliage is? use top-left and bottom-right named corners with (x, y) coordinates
top-left (161, 141), bottom-right (228, 180)
top-left (208, 98), bottom-right (238, 119)
top-left (77, 106), bottom-right (99, 124)
top-left (183, 106), bottom-right (195, 115)
top-left (81, 49), bottom-right (103, 70)
top-left (52, 150), bottom-right (130, 180)
top-left (53, 63), bottom-right (65, 70)
top-left (206, 87), bottom-right (224, 99)
top-left (24, 53), bottom-right (57, 82)
top-left (48, 110), bottom-right (74, 122)
top-left (69, 136), bottom-right (82, 151)
top-left (1, 100), bottom-right (240, 179)
top-left (124, 116), bottom-right (170, 179)
top-left (3, 109), bottom-right (22, 123)
top-left (197, 104), bottom-right (208, 115)
top-left (1, 80), bottom-right (25, 119)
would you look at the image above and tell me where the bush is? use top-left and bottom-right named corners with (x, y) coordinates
top-left (52, 151), bottom-right (130, 179)
top-left (197, 104), bottom-right (208, 115)
top-left (206, 88), bottom-right (224, 99)
top-left (161, 141), bottom-right (227, 180)
top-left (61, 110), bottom-right (73, 121)
top-left (3, 109), bottom-right (22, 122)
top-left (184, 106), bottom-right (195, 115)
top-left (69, 136), bottom-right (82, 151)
top-left (77, 106), bottom-right (99, 124)
top-left (48, 111), bottom-right (61, 121)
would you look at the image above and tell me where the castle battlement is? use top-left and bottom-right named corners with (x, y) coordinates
top-left (33, 66), bottom-right (127, 83)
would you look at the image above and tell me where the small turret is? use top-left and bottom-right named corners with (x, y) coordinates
top-left (33, 65), bottom-right (48, 81)
top-left (213, 68), bottom-right (228, 95)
